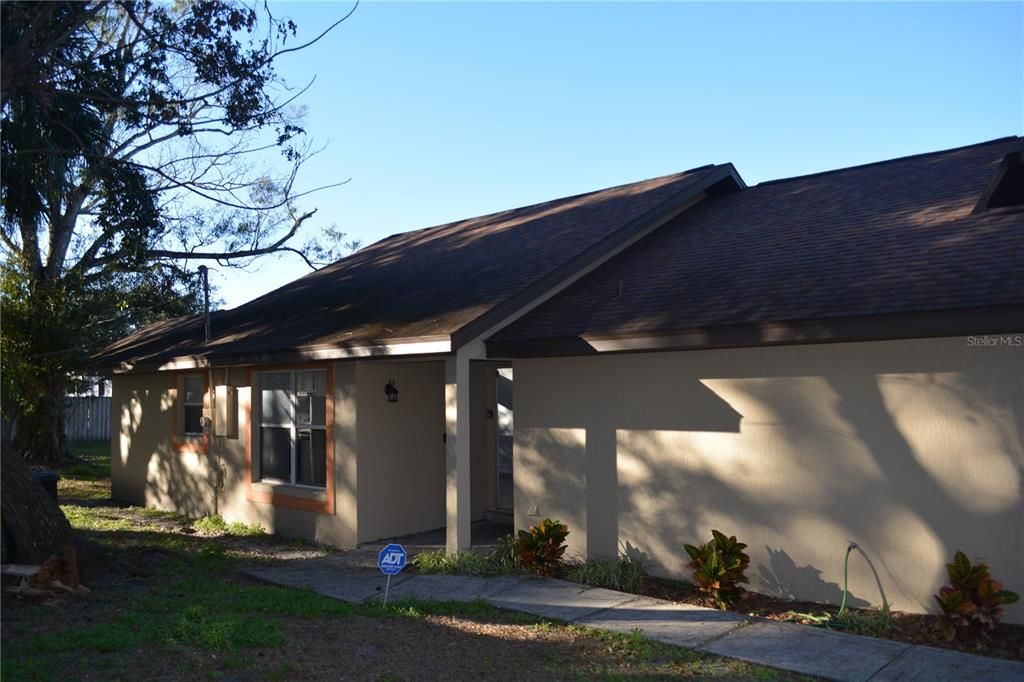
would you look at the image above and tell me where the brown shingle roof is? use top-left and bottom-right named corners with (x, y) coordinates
top-left (93, 164), bottom-right (727, 369)
top-left (490, 137), bottom-right (1024, 353)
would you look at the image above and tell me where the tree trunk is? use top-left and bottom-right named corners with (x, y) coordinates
top-left (1, 439), bottom-right (73, 564)
top-left (12, 367), bottom-right (70, 465)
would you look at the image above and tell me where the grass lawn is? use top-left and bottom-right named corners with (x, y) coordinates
top-left (2, 444), bottom-right (810, 681)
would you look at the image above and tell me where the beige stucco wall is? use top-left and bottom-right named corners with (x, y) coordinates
top-left (470, 363), bottom-right (499, 520)
top-left (111, 358), bottom-right (450, 549)
top-left (513, 336), bottom-right (1024, 622)
top-left (111, 371), bottom-right (220, 518)
top-left (355, 361), bottom-right (447, 543)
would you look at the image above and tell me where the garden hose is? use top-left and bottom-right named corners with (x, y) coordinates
top-left (838, 541), bottom-right (858, 616)
top-left (786, 541), bottom-right (858, 627)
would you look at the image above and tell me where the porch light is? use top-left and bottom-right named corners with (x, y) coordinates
top-left (385, 380), bottom-right (398, 403)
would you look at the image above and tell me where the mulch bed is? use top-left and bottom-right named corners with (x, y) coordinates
top-left (630, 575), bottom-right (1024, 661)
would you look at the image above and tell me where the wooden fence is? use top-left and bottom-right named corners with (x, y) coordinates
top-left (64, 396), bottom-right (111, 441)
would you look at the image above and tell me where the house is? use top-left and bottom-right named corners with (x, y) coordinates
top-left (94, 137), bottom-right (1024, 621)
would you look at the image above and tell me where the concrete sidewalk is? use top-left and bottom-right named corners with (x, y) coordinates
top-left (241, 556), bottom-right (1024, 682)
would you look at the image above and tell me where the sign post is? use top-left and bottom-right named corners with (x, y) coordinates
top-left (377, 543), bottom-right (407, 605)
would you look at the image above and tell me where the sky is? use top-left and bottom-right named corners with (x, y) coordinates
top-left (209, 1), bottom-right (1023, 308)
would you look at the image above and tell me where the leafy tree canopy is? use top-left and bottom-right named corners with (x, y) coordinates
top-left (0, 0), bottom-right (356, 462)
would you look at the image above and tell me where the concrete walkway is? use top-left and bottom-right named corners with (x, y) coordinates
top-left (241, 556), bottom-right (1024, 682)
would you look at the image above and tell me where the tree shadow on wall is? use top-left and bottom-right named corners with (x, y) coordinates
top-left (756, 546), bottom-right (870, 608)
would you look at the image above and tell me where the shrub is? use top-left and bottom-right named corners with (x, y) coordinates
top-left (517, 518), bottom-right (569, 576)
top-left (566, 556), bottom-right (645, 592)
top-left (192, 515), bottom-right (228, 535)
top-left (934, 550), bottom-right (1019, 641)
top-left (490, 533), bottom-right (522, 569)
top-left (225, 521), bottom-right (265, 537)
top-left (192, 515), bottom-right (264, 537)
top-left (412, 550), bottom-right (518, 576)
top-left (683, 530), bottom-right (749, 609)
top-left (831, 603), bottom-right (897, 636)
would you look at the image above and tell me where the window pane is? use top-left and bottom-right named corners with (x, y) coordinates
top-left (296, 429), bottom-right (326, 487)
top-left (295, 370), bottom-right (325, 396)
top-left (261, 389), bottom-right (291, 424)
top-left (184, 376), bottom-right (204, 404)
top-left (260, 427), bottom-right (291, 480)
top-left (184, 405), bottom-right (203, 434)
top-left (295, 370), bottom-right (326, 425)
top-left (296, 394), bottom-right (327, 426)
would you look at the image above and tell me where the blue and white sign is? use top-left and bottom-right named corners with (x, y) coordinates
top-left (378, 543), bottom-right (407, 576)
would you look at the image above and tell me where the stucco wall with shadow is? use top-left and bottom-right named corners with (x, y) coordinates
top-left (513, 336), bottom-right (1023, 621)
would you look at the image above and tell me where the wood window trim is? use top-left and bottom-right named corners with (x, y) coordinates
top-left (245, 364), bottom-right (335, 515)
top-left (172, 372), bottom-right (209, 455)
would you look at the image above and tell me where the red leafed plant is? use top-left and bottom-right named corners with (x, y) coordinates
top-left (934, 550), bottom-right (1019, 641)
top-left (684, 530), bottom-right (750, 609)
top-left (517, 518), bottom-right (569, 576)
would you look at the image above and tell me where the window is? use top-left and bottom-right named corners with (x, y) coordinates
top-left (257, 369), bottom-right (327, 487)
top-left (182, 375), bottom-right (205, 435)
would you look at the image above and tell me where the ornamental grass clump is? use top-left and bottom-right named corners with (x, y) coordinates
top-left (934, 550), bottom-right (1019, 641)
top-left (517, 518), bottom-right (569, 576)
top-left (683, 530), bottom-right (750, 609)
top-left (566, 555), bottom-right (645, 592)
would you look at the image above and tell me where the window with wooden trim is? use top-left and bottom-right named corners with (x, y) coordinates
top-left (257, 369), bottom-right (327, 487)
top-left (182, 375), bottom-right (206, 435)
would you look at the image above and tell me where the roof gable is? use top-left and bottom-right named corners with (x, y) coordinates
top-left (94, 164), bottom-right (731, 369)
top-left (490, 137), bottom-right (1024, 355)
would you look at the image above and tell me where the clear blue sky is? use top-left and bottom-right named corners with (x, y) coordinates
top-left (211, 1), bottom-right (1023, 308)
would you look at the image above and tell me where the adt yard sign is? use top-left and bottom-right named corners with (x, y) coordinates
top-left (378, 544), bottom-right (407, 575)
top-left (377, 543), bottom-right (406, 604)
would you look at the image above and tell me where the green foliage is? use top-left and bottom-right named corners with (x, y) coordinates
top-left (226, 520), bottom-right (266, 537)
top-left (412, 549), bottom-right (521, 577)
top-left (0, 2), bottom-right (355, 464)
top-left (193, 515), bottom-right (265, 537)
top-left (566, 556), bottom-right (645, 592)
top-left (787, 603), bottom-right (897, 636)
top-left (490, 532), bottom-right (522, 569)
top-left (193, 515), bottom-right (229, 534)
top-left (831, 604), bottom-right (897, 636)
top-left (61, 441), bottom-right (113, 481)
top-left (517, 518), bottom-right (569, 576)
top-left (934, 550), bottom-right (1019, 641)
top-left (683, 530), bottom-right (750, 609)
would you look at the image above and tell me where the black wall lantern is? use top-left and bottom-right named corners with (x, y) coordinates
top-left (385, 379), bottom-right (399, 403)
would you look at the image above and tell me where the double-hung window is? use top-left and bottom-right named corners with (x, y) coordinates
top-left (182, 375), bottom-right (206, 435)
top-left (258, 369), bottom-right (327, 487)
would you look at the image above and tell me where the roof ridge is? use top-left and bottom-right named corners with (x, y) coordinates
top-left (213, 164), bottom-right (724, 315)
top-left (376, 163), bottom-right (719, 243)
top-left (756, 136), bottom-right (1022, 187)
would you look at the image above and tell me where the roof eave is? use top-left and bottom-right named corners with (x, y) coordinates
top-left (107, 335), bottom-right (453, 373)
top-left (486, 306), bottom-right (1024, 358)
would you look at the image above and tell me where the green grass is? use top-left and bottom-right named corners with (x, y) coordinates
top-left (412, 549), bottom-right (522, 576)
top-left (565, 556), bottom-right (646, 592)
top-left (63, 440), bottom-right (112, 479)
top-left (7, 512), bottom-right (525, 672)
top-left (60, 505), bottom-right (152, 533)
top-left (56, 440), bottom-right (112, 501)
top-left (193, 514), bottom-right (266, 537)
top-left (5, 441), bottom-right (808, 681)
top-left (786, 603), bottom-right (898, 637)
